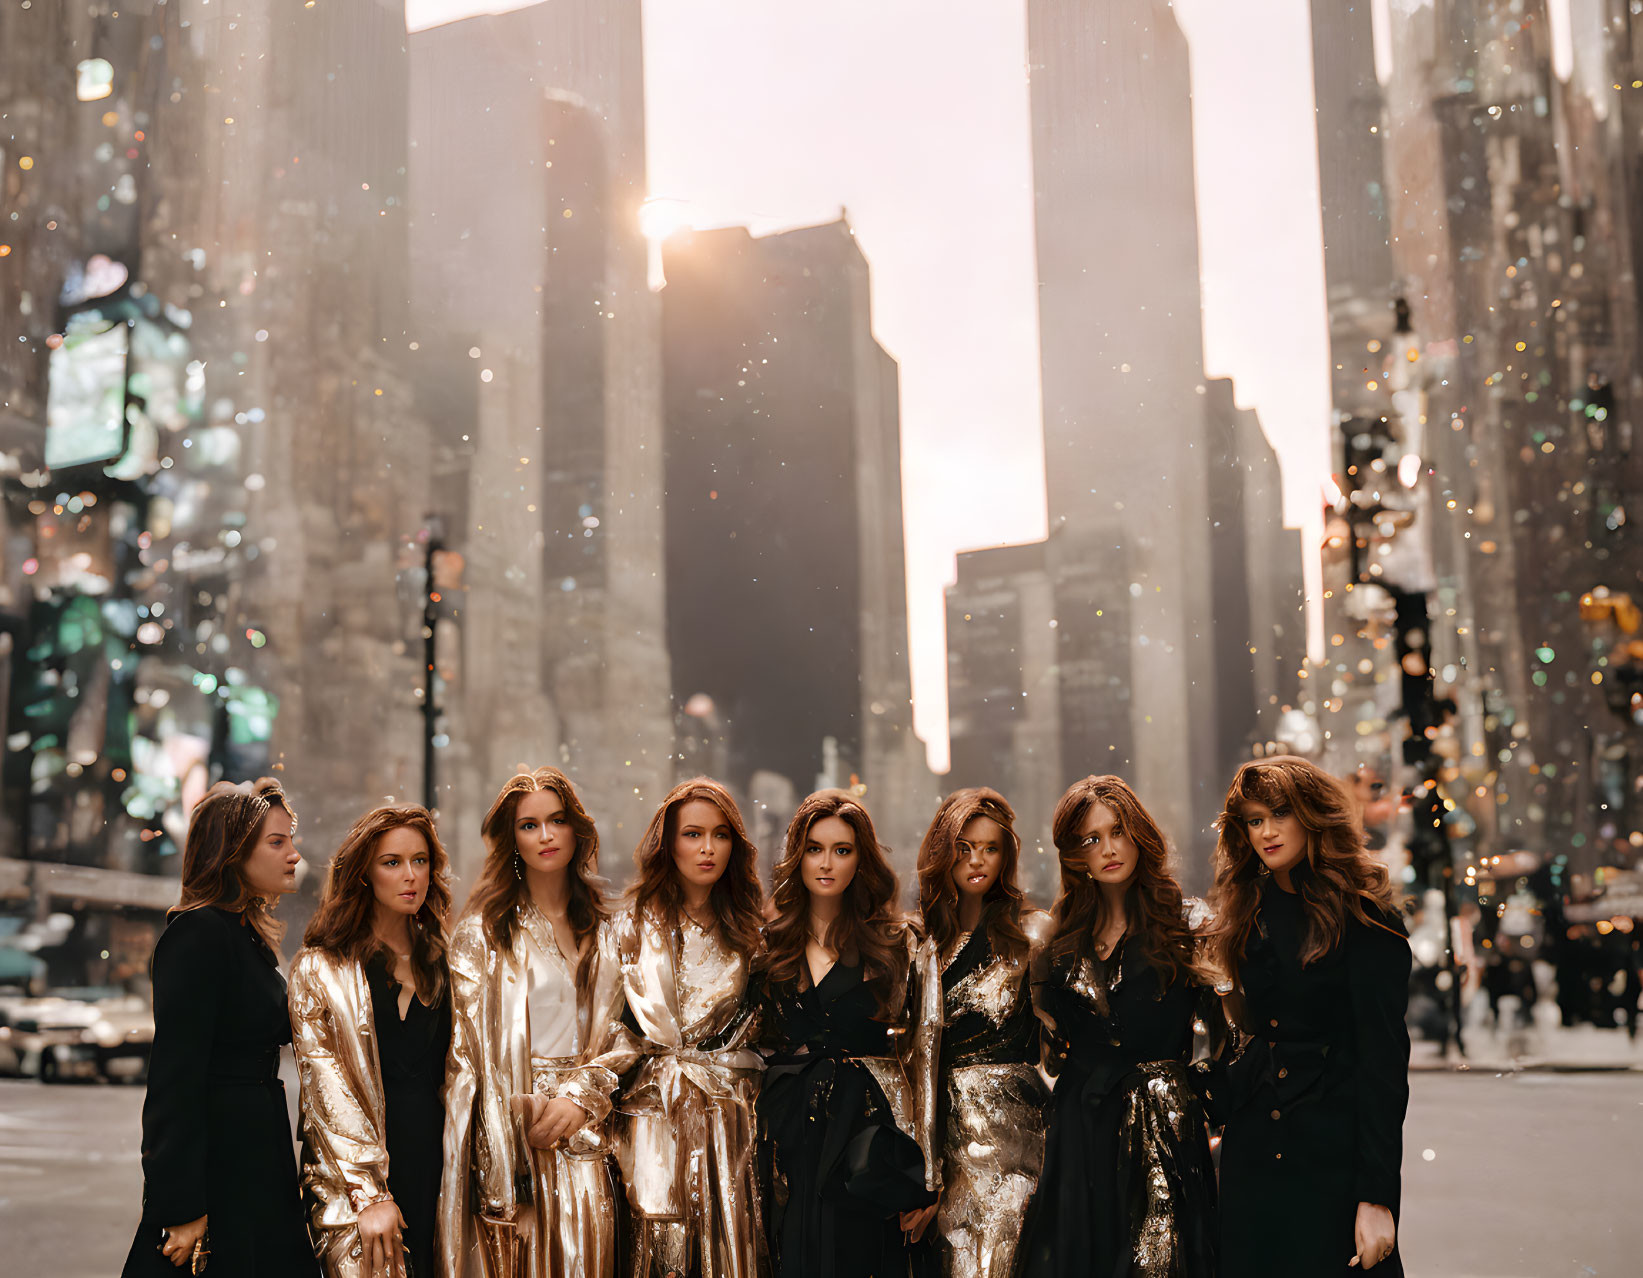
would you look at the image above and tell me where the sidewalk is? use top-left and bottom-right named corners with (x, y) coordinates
top-left (1411, 998), bottom-right (1642, 1072)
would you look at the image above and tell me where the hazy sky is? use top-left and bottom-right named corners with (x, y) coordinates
top-left (406, 0), bottom-right (1332, 771)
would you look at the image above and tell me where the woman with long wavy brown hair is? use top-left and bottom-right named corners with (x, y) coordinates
top-left (122, 779), bottom-right (319, 1278)
top-left (911, 787), bottom-right (1050, 1278)
top-left (1015, 775), bottom-right (1220, 1278)
top-left (288, 805), bottom-right (452, 1278)
top-left (753, 789), bottom-right (935, 1277)
top-left (439, 767), bottom-right (620, 1278)
top-left (585, 777), bottom-right (767, 1278)
top-left (1207, 756), bottom-right (1410, 1278)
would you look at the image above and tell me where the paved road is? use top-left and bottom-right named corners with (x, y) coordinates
top-left (0, 1070), bottom-right (1637, 1277)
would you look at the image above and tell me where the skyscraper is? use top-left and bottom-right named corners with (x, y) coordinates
top-left (0, 0), bottom-right (431, 978)
top-left (944, 539), bottom-right (1063, 897)
top-left (659, 220), bottom-right (933, 874)
top-left (1027, 0), bottom-right (1221, 868)
top-left (1203, 379), bottom-right (1306, 772)
top-left (408, 1), bottom-right (674, 860)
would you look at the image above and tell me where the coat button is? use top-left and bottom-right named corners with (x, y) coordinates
top-left (1270, 1109), bottom-right (1281, 1120)
top-left (1275, 1152), bottom-right (1282, 1160)
top-left (1277, 1067), bottom-right (1288, 1079)
top-left (1269, 1018), bottom-right (1278, 1028)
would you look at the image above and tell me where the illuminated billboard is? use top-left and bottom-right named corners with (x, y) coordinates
top-left (45, 319), bottom-right (129, 470)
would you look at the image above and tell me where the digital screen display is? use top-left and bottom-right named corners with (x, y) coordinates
top-left (44, 320), bottom-right (129, 470)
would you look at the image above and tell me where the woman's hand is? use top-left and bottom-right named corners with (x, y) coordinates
top-left (358, 1198), bottom-right (407, 1278)
top-left (158, 1215), bottom-right (207, 1268)
top-left (898, 1201), bottom-right (939, 1244)
top-left (1349, 1201), bottom-right (1396, 1270)
top-left (524, 1095), bottom-right (589, 1150)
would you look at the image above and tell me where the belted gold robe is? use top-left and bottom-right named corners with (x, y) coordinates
top-left (585, 905), bottom-right (765, 1278)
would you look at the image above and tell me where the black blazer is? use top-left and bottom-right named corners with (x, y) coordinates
top-left (1217, 880), bottom-right (1412, 1278)
top-left (122, 907), bottom-right (318, 1277)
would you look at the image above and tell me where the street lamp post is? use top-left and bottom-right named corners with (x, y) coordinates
top-left (422, 516), bottom-right (444, 815)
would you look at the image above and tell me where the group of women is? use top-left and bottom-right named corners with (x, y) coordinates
top-left (122, 754), bottom-right (1412, 1278)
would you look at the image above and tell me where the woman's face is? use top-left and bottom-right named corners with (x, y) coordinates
top-left (240, 804), bottom-right (300, 897)
top-left (515, 788), bottom-right (576, 882)
top-left (1076, 802), bottom-right (1138, 888)
top-left (1239, 799), bottom-right (1308, 879)
top-left (801, 814), bottom-right (859, 900)
top-left (367, 825), bottom-right (431, 919)
top-left (950, 814), bottom-right (1006, 901)
top-left (671, 798), bottom-right (735, 894)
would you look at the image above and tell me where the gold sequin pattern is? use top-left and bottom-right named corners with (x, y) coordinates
top-left (944, 951), bottom-right (1027, 1029)
top-left (934, 1062), bottom-right (1048, 1278)
top-left (1120, 1061), bottom-right (1198, 1278)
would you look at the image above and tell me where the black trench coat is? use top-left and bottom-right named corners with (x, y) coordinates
top-left (1217, 880), bottom-right (1412, 1278)
top-left (122, 907), bottom-right (319, 1278)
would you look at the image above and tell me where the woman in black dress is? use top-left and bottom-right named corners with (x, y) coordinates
top-left (122, 779), bottom-right (319, 1277)
top-left (1016, 775), bottom-right (1221, 1278)
top-left (288, 805), bottom-right (453, 1278)
top-left (755, 789), bottom-right (937, 1278)
top-left (1206, 756), bottom-right (1411, 1278)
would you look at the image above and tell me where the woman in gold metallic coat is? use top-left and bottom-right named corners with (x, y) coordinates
top-left (912, 788), bottom-right (1052, 1278)
top-left (585, 777), bottom-right (769, 1278)
top-left (438, 768), bottom-right (623, 1278)
top-left (290, 805), bottom-right (454, 1278)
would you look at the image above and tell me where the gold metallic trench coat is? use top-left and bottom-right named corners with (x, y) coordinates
top-left (287, 947), bottom-right (405, 1278)
top-left (914, 910), bottom-right (1055, 1278)
top-left (439, 907), bottom-right (622, 1278)
top-left (584, 905), bottom-right (766, 1278)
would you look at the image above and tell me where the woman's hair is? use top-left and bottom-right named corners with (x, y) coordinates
top-left (1206, 755), bottom-right (1401, 986)
top-left (172, 778), bottom-right (297, 950)
top-left (1046, 775), bottom-right (1200, 987)
top-left (916, 787), bottom-right (1031, 966)
top-left (627, 777), bottom-right (765, 961)
top-left (462, 767), bottom-right (610, 995)
top-left (302, 805), bottom-right (453, 1005)
top-left (759, 789), bottom-right (909, 1018)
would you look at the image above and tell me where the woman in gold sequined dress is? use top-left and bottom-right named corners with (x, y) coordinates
top-left (1015, 776), bottom-right (1221, 1278)
top-left (585, 777), bottom-right (768, 1278)
top-left (438, 768), bottom-right (623, 1278)
top-left (290, 805), bottom-right (454, 1278)
top-left (912, 788), bottom-right (1052, 1278)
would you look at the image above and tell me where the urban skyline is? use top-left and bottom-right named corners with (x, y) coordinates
top-left (414, 0), bottom-right (1336, 770)
top-left (3, 0), bottom-right (1638, 973)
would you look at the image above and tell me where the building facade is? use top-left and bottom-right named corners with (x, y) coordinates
top-left (1026, 0), bottom-right (1223, 869)
top-left (407, 1), bottom-right (675, 873)
top-left (659, 220), bottom-right (934, 878)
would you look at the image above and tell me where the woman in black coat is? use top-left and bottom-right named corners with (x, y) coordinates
top-left (123, 780), bottom-right (320, 1277)
top-left (1015, 775), bottom-right (1221, 1278)
top-left (1207, 757), bottom-right (1412, 1278)
top-left (754, 789), bottom-right (938, 1278)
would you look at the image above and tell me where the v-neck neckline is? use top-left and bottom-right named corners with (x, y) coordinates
top-left (804, 947), bottom-right (837, 993)
top-left (368, 954), bottom-right (433, 1023)
top-left (805, 954), bottom-right (860, 1001)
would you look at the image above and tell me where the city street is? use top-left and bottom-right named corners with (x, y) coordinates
top-left (0, 1069), bottom-right (1635, 1277)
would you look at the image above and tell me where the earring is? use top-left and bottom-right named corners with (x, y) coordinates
top-left (514, 855), bottom-right (524, 882)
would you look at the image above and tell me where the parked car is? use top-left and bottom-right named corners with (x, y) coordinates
top-left (0, 987), bottom-right (153, 1083)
